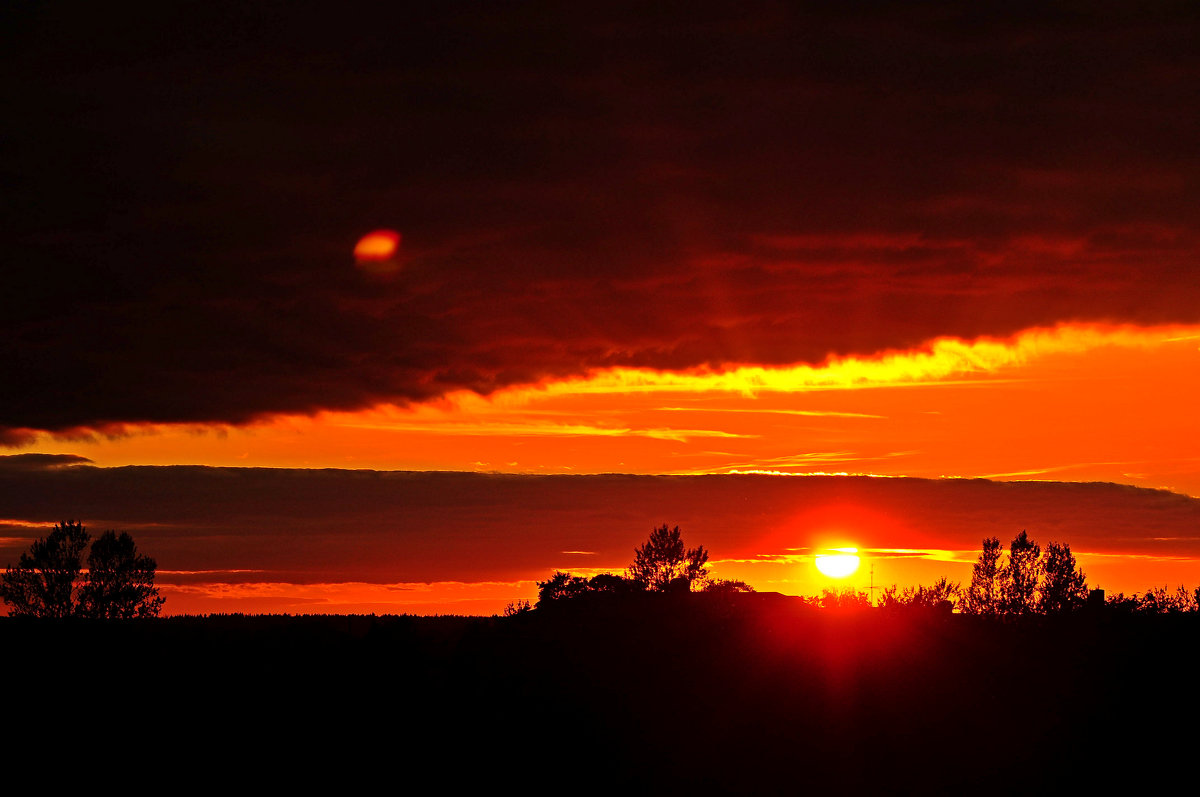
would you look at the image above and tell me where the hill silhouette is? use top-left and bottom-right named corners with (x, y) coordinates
top-left (4, 595), bottom-right (1196, 792)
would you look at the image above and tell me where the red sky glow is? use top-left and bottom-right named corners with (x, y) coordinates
top-left (5, 3), bottom-right (1200, 614)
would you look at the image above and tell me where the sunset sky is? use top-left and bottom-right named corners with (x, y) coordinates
top-left (5, 2), bottom-right (1200, 614)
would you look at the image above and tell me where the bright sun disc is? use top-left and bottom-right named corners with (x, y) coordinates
top-left (815, 548), bottom-right (860, 578)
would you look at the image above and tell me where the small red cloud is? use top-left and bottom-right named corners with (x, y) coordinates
top-left (354, 230), bottom-right (402, 275)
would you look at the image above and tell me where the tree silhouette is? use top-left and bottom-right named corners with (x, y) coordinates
top-left (1001, 530), bottom-right (1041, 615)
top-left (535, 571), bottom-right (646, 607)
top-left (533, 526), bottom-right (715, 608)
top-left (964, 532), bottom-right (1093, 616)
top-left (627, 524), bottom-right (709, 592)
top-left (79, 531), bottom-right (165, 618)
top-left (0, 520), bottom-right (89, 617)
top-left (536, 571), bottom-right (590, 607)
top-left (1038, 541), bottom-right (1087, 614)
top-left (0, 521), bottom-right (163, 618)
top-left (962, 537), bottom-right (1003, 615)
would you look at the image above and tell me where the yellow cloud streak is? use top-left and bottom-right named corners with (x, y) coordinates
top-left (656, 407), bottom-right (885, 418)
top-left (716, 548), bottom-right (968, 566)
top-left (496, 322), bottom-right (1198, 400)
top-left (332, 419), bottom-right (753, 442)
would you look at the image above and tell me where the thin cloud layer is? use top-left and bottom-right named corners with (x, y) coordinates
top-left (1, 467), bottom-right (1197, 606)
top-left (6, 3), bottom-right (1200, 435)
top-left (0, 453), bottom-right (93, 471)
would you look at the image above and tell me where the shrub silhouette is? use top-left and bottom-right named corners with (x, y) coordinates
top-left (503, 599), bottom-right (532, 616)
top-left (703, 578), bottom-right (755, 594)
top-left (587, 572), bottom-right (646, 596)
top-left (1108, 586), bottom-right (1200, 614)
top-left (817, 586), bottom-right (871, 609)
top-left (880, 578), bottom-right (959, 611)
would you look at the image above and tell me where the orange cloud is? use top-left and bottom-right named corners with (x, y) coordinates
top-left (16, 320), bottom-right (1200, 493)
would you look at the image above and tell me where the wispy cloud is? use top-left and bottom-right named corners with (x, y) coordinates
top-left (0, 518), bottom-right (61, 529)
top-left (675, 450), bottom-right (915, 476)
top-left (655, 407), bottom-right (885, 419)
top-left (332, 419), bottom-right (753, 442)
top-left (742, 548), bottom-right (969, 564)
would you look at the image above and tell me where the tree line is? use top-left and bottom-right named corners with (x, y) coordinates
top-left (1104, 585), bottom-right (1200, 614)
top-left (528, 525), bottom-right (1200, 617)
top-left (957, 530), bottom-right (1087, 615)
top-left (529, 524), bottom-right (753, 611)
top-left (533, 524), bottom-right (1091, 615)
top-left (878, 530), bottom-right (1200, 616)
top-left (0, 520), bottom-right (164, 618)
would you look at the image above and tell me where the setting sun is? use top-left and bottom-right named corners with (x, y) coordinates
top-left (815, 548), bottom-right (861, 579)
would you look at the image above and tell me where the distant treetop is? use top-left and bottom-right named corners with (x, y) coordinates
top-left (626, 524), bottom-right (710, 593)
top-left (534, 524), bottom-right (752, 609)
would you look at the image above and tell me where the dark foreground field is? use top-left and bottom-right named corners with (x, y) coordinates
top-left (5, 594), bottom-right (1197, 793)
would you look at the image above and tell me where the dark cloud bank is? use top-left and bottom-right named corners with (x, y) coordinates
top-left (6, 2), bottom-right (1200, 435)
top-left (1, 460), bottom-right (1197, 585)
